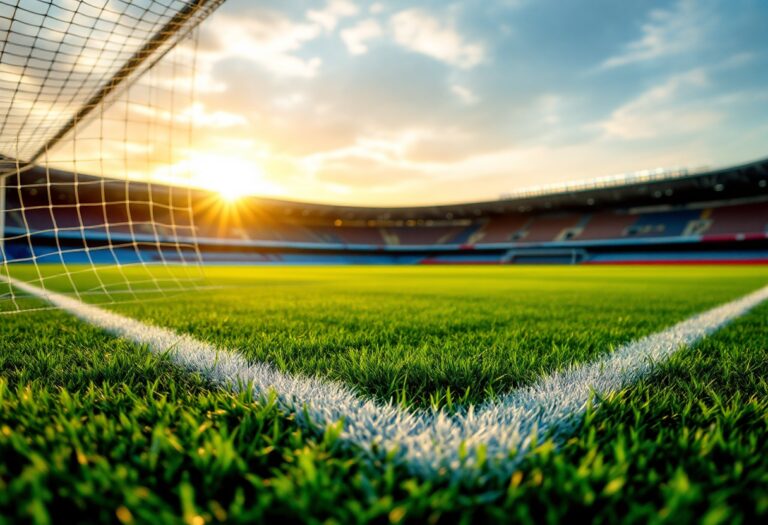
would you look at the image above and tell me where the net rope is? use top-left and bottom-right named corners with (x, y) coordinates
top-left (0, 0), bottom-right (223, 313)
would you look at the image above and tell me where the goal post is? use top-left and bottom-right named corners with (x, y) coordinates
top-left (0, 171), bottom-right (6, 261)
top-left (0, 0), bottom-right (225, 313)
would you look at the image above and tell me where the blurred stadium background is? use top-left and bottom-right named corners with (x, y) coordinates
top-left (1, 0), bottom-right (765, 279)
top-left (4, 156), bottom-right (767, 267)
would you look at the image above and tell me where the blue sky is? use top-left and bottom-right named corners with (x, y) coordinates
top-left (180, 0), bottom-right (768, 205)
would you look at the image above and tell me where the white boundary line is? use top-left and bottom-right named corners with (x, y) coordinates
top-left (4, 274), bottom-right (768, 479)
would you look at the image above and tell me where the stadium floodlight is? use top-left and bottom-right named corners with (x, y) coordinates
top-left (0, 0), bottom-right (224, 313)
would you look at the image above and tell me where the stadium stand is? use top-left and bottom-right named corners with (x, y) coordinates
top-left (576, 212), bottom-right (637, 240)
top-left (334, 226), bottom-right (387, 246)
top-left (384, 226), bottom-right (469, 245)
top-left (625, 209), bottom-right (702, 238)
top-left (3, 157), bottom-right (768, 265)
top-left (474, 215), bottom-right (530, 243)
top-left (447, 223), bottom-right (482, 245)
top-left (522, 215), bottom-right (581, 242)
top-left (703, 202), bottom-right (768, 237)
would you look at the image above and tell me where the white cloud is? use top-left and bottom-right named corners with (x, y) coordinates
top-left (307, 0), bottom-right (359, 32)
top-left (179, 104), bottom-right (249, 128)
top-left (124, 102), bottom-right (248, 129)
top-left (204, 13), bottom-right (322, 78)
top-left (369, 3), bottom-right (385, 15)
top-left (390, 9), bottom-right (485, 69)
top-left (272, 93), bottom-right (307, 110)
top-left (0, 63), bottom-right (38, 89)
top-left (600, 69), bottom-right (720, 139)
top-left (602, 0), bottom-right (707, 69)
top-left (341, 19), bottom-right (383, 55)
top-left (718, 52), bottom-right (754, 70)
top-left (539, 94), bottom-right (561, 126)
top-left (450, 84), bottom-right (479, 105)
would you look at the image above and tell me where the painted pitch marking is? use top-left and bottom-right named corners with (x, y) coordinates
top-left (4, 274), bottom-right (767, 479)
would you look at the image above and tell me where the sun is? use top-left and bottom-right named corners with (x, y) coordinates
top-left (192, 155), bottom-right (269, 202)
top-left (218, 184), bottom-right (242, 203)
top-left (154, 152), bottom-right (280, 202)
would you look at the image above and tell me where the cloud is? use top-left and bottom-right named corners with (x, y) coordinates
top-left (307, 0), bottom-right (359, 32)
top-left (178, 103), bottom-right (248, 128)
top-left (369, 3), bottom-right (385, 15)
top-left (600, 69), bottom-right (721, 139)
top-left (83, 0), bottom-right (766, 206)
top-left (201, 11), bottom-right (322, 78)
top-left (403, 127), bottom-right (487, 164)
top-left (314, 156), bottom-right (422, 189)
top-left (272, 93), bottom-right (307, 110)
top-left (390, 9), bottom-right (485, 69)
top-left (121, 101), bottom-right (248, 130)
top-left (538, 94), bottom-right (561, 126)
top-left (601, 0), bottom-right (707, 69)
top-left (341, 19), bottom-right (383, 55)
top-left (450, 84), bottom-right (479, 105)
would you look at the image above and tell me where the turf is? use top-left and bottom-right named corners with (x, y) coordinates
top-left (1, 265), bottom-right (767, 523)
top-left (41, 266), bottom-right (768, 407)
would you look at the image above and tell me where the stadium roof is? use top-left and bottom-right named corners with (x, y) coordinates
top-left (246, 156), bottom-right (768, 221)
top-left (19, 155), bottom-right (768, 222)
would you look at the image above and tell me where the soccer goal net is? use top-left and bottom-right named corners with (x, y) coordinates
top-left (0, 0), bottom-right (224, 313)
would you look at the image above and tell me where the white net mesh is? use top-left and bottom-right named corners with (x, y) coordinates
top-left (0, 0), bottom-right (223, 313)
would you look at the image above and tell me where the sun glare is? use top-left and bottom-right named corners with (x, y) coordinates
top-left (151, 152), bottom-right (278, 202)
top-left (193, 155), bottom-right (268, 202)
top-left (218, 184), bottom-right (242, 203)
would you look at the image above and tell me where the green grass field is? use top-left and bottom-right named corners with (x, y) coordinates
top-left (1, 266), bottom-right (767, 523)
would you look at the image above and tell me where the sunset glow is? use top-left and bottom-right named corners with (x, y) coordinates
top-left (59, 0), bottom-right (768, 206)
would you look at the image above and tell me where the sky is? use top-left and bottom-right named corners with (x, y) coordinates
top-left (55, 0), bottom-right (768, 206)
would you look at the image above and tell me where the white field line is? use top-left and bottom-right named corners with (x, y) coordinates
top-left (4, 274), bottom-right (768, 480)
